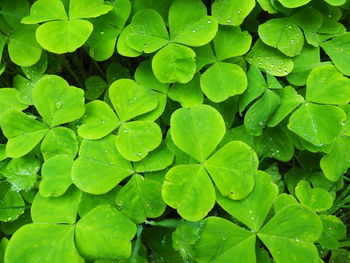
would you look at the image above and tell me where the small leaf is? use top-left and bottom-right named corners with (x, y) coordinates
top-left (75, 204), bottom-right (136, 260)
top-left (306, 64), bottom-right (350, 105)
top-left (288, 103), bottom-right (346, 146)
top-left (116, 121), bottom-right (162, 162)
top-left (205, 141), bottom-right (258, 200)
top-left (127, 9), bottom-right (168, 53)
top-left (109, 79), bottom-right (158, 122)
top-left (72, 135), bottom-right (133, 194)
top-left (33, 75), bottom-right (85, 127)
top-left (0, 109), bottom-right (48, 158)
top-left (194, 217), bottom-right (256, 263)
top-left (69, 0), bottom-right (113, 19)
top-left (116, 174), bottom-right (166, 223)
top-left (200, 62), bottom-right (247, 103)
top-left (318, 215), bottom-right (346, 250)
top-left (39, 155), bottom-right (74, 197)
top-left (0, 189), bottom-right (25, 222)
top-left (40, 127), bottom-right (78, 160)
top-left (246, 40), bottom-right (294, 76)
top-left (36, 20), bottom-right (93, 54)
top-left (78, 100), bottom-right (120, 139)
top-left (0, 88), bottom-right (27, 117)
top-left (295, 180), bottom-right (333, 212)
top-left (31, 186), bottom-right (81, 224)
top-left (212, 0), bottom-right (255, 26)
top-left (4, 224), bottom-right (83, 263)
top-left (170, 105), bottom-right (225, 162)
top-left (162, 164), bottom-right (215, 221)
top-left (152, 44), bottom-right (196, 83)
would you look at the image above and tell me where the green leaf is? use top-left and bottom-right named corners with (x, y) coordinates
top-left (214, 26), bottom-right (252, 60)
top-left (168, 73), bottom-right (204, 107)
top-left (194, 217), bottom-right (256, 263)
top-left (295, 180), bottom-right (333, 212)
top-left (212, 0), bottom-right (255, 26)
top-left (318, 215), bottom-right (346, 250)
top-left (134, 141), bottom-right (174, 173)
top-left (69, 0), bottom-right (113, 19)
top-left (21, 0), bottom-right (68, 24)
top-left (2, 155), bottom-right (40, 192)
top-left (31, 186), bottom-right (81, 224)
top-left (268, 86), bottom-right (304, 127)
top-left (116, 26), bottom-right (142, 57)
top-left (277, 0), bottom-right (311, 8)
top-left (8, 25), bottom-right (42, 67)
top-left (288, 103), bottom-right (346, 146)
top-left (115, 174), bottom-right (166, 223)
top-left (152, 44), bottom-right (196, 83)
top-left (4, 224), bottom-right (83, 263)
top-left (258, 204), bottom-right (322, 263)
top-left (33, 75), bottom-right (85, 127)
top-left (39, 155), bottom-right (73, 197)
top-left (109, 79), bottom-right (158, 122)
top-left (36, 20), bottom-right (93, 54)
top-left (244, 89), bottom-right (281, 136)
top-left (238, 65), bottom-right (267, 114)
top-left (75, 204), bottom-right (136, 260)
top-left (0, 189), bottom-right (24, 222)
top-left (321, 32), bottom-right (350, 75)
top-left (200, 62), bottom-right (247, 103)
top-left (320, 136), bottom-right (350, 182)
top-left (204, 141), bottom-right (258, 200)
top-left (162, 164), bottom-right (215, 221)
top-left (169, 0), bottom-right (218, 46)
top-left (72, 135), bottom-right (133, 194)
top-left (0, 88), bottom-right (27, 117)
top-left (258, 18), bottom-right (304, 57)
top-left (306, 64), bottom-right (350, 105)
top-left (170, 105), bottom-right (225, 162)
top-left (116, 121), bottom-right (162, 162)
top-left (78, 100), bottom-right (120, 139)
top-left (246, 40), bottom-right (294, 76)
top-left (217, 171), bottom-right (277, 231)
top-left (40, 127), bottom-right (78, 160)
top-left (127, 9), bottom-right (168, 53)
top-left (0, 109), bottom-right (48, 158)
top-left (84, 76), bottom-right (107, 100)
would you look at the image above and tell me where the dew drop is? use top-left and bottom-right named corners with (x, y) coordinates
top-left (100, 31), bottom-right (104, 35)
top-left (55, 101), bottom-right (62, 109)
top-left (207, 20), bottom-right (212, 23)
top-left (192, 30), bottom-right (196, 33)
top-left (123, 129), bottom-right (128, 133)
top-left (227, 19), bottom-right (232, 24)
top-left (137, 152), bottom-right (143, 156)
top-left (101, 120), bottom-right (105, 124)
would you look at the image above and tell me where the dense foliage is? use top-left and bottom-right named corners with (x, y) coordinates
top-left (0, 0), bottom-right (350, 262)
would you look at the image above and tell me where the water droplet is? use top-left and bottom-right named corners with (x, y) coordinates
top-left (55, 101), bottom-right (62, 109)
top-left (338, 48), bottom-right (344, 52)
top-left (249, 210), bottom-right (253, 214)
top-left (295, 238), bottom-right (300, 242)
top-left (100, 31), bottom-right (104, 35)
top-left (207, 20), bottom-right (212, 23)
top-left (137, 152), bottom-right (143, 156)
top-left (237, 10), bottom-right (241, 14)
top-left (101, 120), bottom-right (105, 124)
top-left (123, 129), bottom-right (128, 133)
top-left (192, 30), bottom-right (196, 33)
top-left (144, 43), bottom-right (148, 47)
top-left (227, 19), bottom-right (232, 24)
top-left (259, 121), bottom-right (264, 126)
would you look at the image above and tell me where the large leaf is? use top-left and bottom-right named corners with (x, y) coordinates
top-left (109, 79), bottom-right (158, 122)
top-left (258, 204), bottom-right (322, 263)
top-left (162, 164), bottom-right (215, 221)
top-left (71, 135), bottom-right (134, 194)
top-left (33, 75), bottom-right (85, 127)
top-left (216, 171), bottom-right (278, 231)
top-left (0, 109), bottom-right (48, 158)
top-left (127, 9), bottom-right (168, 53)
top-left (169, 0), bottom-right (218, 46)
top-left (115, 174), bottom-right (166, 223)
top-left (5, 224), bottom-right (83, 263)
top-left (288, 103), bottom-right (346, 146)
top-left (194, 217), bottom-right (256, 263)
top-left (36, 20), bottom-right (93, 54)
top-left (204, 141), bottom-right (258, 200)
top-left (306, 64), bottom-right (350, 105)
top-left (170, 105), bottom-right (225, 162)
top-left (116, 121), bottom-right (162, 162)
top-left (212, 0), bottom-right (255, 26)
top-left (75, 204), bottom-right (136, 260)
top-left (200, 62), bottom-right (247, 103)
top-left (152, 44), bottom-right (196, 83)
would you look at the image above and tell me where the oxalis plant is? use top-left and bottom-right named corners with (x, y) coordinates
top-left (1, 0), bottom-right (350, 262)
